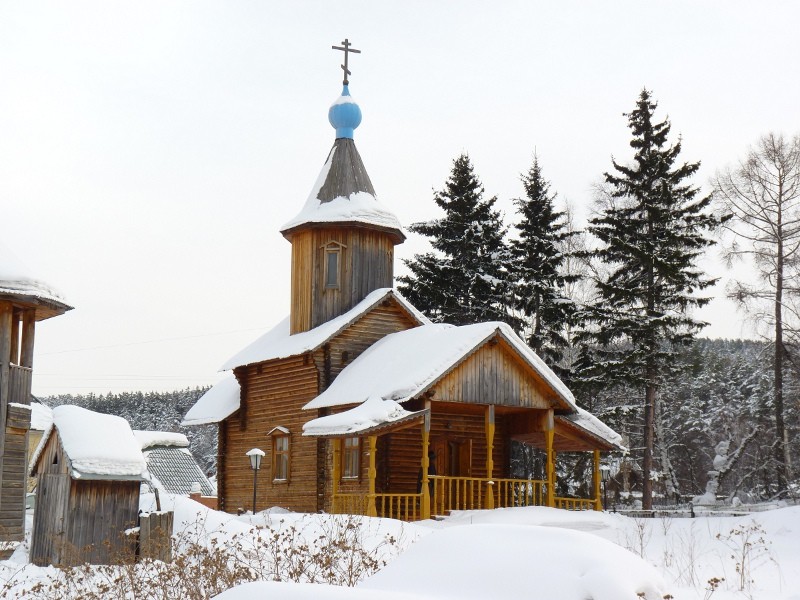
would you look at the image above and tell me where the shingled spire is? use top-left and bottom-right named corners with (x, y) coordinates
top-left (281, 43), bottom-right (405, 334)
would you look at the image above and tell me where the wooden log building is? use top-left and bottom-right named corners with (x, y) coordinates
top-left (0, 245), bottom-right (71, 557)
top-left (183, 72), bottom-right (624, 520)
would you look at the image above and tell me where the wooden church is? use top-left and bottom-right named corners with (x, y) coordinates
top-left (183, 42), bottom-right (623, 520)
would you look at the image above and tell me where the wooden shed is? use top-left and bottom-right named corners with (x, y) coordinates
top-left (30, 406), bottom-right (146, 566)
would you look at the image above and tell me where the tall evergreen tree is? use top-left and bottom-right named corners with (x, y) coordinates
top-left (398, 153), bottom-right (512, 325)
top-left (584, 89), bottom-right (721, 509)
top-left (510, 154), bottom-right (577, 372)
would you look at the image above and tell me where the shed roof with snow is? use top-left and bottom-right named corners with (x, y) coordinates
top-left (32, 405), bottom-right (146, 481)
top-left (135, 431), bottom-right (215, 496)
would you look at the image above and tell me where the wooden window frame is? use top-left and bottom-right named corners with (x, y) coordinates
top-left (321, 241), bottom-right (346, 290)
top-left (342, 436), bottom-right (361, 480)
top-left (272, 433), bottom-right (290, 483)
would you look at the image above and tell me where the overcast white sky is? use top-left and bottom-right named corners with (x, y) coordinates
top-left (1, 1), bottom-right (798, 395)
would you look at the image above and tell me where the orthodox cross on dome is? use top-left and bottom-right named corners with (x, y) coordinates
top-left (332, 38), bottom-right (361, 85)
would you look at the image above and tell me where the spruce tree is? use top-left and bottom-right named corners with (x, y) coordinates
top-left (585, 89), bottom-right (721, 509)
top-left (510, 154), bottom-right (577, 372)
top-left (398, 153), bottom-right (512, 325)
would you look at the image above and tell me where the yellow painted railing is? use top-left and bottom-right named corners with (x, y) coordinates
top-left (431, 476), bottom-right (485, 514)
top-left (332, 480), bottom-right (595, 521)
top-left (431, 476), bottom-right (548, 515)
top-left (494, 478), bottom-right (546, 508)
top-left (554, 497), bottom-right (596, 511)
top-left (332, 493), bottom-right (370, 516)
top-left (373, 493), bottom-right (421, 521)
top-left (332, 493), bottom-right (422, 521)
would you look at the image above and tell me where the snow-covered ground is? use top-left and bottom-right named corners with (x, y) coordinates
top-left (2, 496), bottom-right (798, 599)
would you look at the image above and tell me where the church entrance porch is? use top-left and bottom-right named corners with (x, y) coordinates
top-left (325, 402), bottom-right (608, 521)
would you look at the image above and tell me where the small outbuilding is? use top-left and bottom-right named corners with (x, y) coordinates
top-left (30, 405), bottom-right (146, 566)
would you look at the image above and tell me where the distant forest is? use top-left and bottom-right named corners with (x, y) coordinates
top-left (39, 337), bottom-right (798, 503)
top-left (40, 388), bottom-right (217, 477)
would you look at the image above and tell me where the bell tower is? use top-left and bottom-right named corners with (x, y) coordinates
top-left (0, 245), bottom-right (71, 553)
top-left (280, 40), bottom-right (404, 334)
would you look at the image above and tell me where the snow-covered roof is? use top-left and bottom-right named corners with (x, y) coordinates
top-left (280, 138), bottom-right (403, 239)
top-left (134, 430), bottom-right (190, 450)
top-left (30, 402), bottom-right (53, 431)
top-left (181, 374), bottom-right (241, 426)
top-left (558, 407), bottom-right (626, 451)
top-left (302, 396), bottom-right (427, 437)
top-left (142, 445), bottom-right (215, 497)
top-left (41, 406), bottom-right (146, 480)
top-left (304, 321), bottom-right (577, 411)
top-left (0, 240), bottom-right (72, 318)
top-left (220, 288), bottom-right (429, 371)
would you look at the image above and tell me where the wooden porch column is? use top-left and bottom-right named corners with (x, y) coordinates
top-left (593, 450), bottom-right (602, 511)
top-left (367, 435), bottom-right (377, 517)
top-left (421, 412), bottom-right (431, 520)
top-left (484, 404), bottom-right (495, 509)
top-left (20, 310), bottom-right (36, 369)
top-left (9, 310), bottom-right (19, 366)
top-left (545, 409), bottom-right (555, 508)
top-left (332, 439), bottom-right (341, 513)
top-left (0, 302), bottom-right (13, 449)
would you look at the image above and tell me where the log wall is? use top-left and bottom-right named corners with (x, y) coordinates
top-left (311, 299), bottom-right (420, 390)
top-left (222, 355), bottom-right (320, 513)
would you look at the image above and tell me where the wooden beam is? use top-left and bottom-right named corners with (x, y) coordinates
top-left (332, 439), bottom-right (341, 512)
top-left (421, 406), bottom-right (430, 520)
top-left (484, 404), bottom-right (495, 509)
top-left (593, 450), bottom-right (602, 511)
top-left (9, 310), bottom-right (20, 366)
top-left (20, 310), bottom-right (36, 369)
top-left (545, 409), bottom-right (554, 508)
top-left (367, 436), bottom-right (377, 517)
top-left (0, 303), bottom-right (13, 435)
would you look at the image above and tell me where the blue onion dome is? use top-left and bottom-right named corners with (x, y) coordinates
top-left (328, 85), bottom-right (362, 139)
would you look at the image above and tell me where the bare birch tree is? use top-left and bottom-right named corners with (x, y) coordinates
top-left (714, 132), bottom-right (800, 496)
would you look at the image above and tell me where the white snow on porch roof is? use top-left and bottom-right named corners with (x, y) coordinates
top-left (220, 288), bottom-right (429, 371)
top-left (0, 240), bottom-right (70, 306)
top-left (302, 396), bottom-right (421, 437)
top-left (181, 374), bottom-right (240, 426)
top-left (303, 321), bottom-right (577, 411)
top-left (560, 407), bottom-right (626, 451)
top-left (52, 405), bottom-right (146, 479)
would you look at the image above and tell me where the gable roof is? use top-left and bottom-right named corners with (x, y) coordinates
top-left (303, 321), bottom-right (577, 412)
top-left (220, 288), bottom-right (429, 371)
top-left (33, 406), bottom-right (146, 481)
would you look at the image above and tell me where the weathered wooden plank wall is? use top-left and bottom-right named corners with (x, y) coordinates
top-left (65, 480), bottom-right (139, 565)
top-left (289, 226), bottom-right (395, 334)
top-left (431, 339), bottom-right (554, 409)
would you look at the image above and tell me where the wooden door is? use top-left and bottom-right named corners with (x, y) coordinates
top-left (31, 474), bottom-right (69, 566)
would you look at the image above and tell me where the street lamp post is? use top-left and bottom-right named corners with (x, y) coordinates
top-left (600, 464), bottom-right (611, 511)
top-left (247, 448), bottom-right (265, 515)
